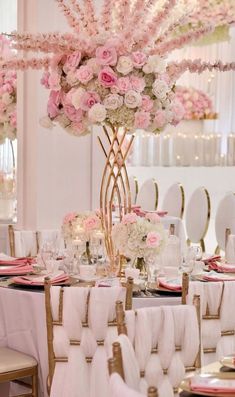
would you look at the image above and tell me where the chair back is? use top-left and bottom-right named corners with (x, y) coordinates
top-left (215, 192), bottom-right (235, 252)
top-left (162, 182), bottom-right (185, 219)
top-left (185, 279), bottom-right (235, 366)
top-left (136, 179), bottom-right (158, 211)
top-left (44, 280), bottom-right (133, 397)
top-left (185, 187), bottom-right (210, 252)
top-left (8, 225), bottom-right (38, 257)
top-left (129, 176), bottom-right (138, 205)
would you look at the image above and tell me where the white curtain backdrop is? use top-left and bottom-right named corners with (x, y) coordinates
top-left (0, 0), bottom-right (17, 172)
top-left (172, 27), bottom-right (235, 152)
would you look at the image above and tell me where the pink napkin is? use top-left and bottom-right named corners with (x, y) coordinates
top-left (201, 272), bottom-right (235, 282)
top-left (158, 277), bottom-right (182, 291)
top-left (0, 257), bottom-right (35, 266)
top-left (132, 207), bottom-right (168, 218)
top-left (208, 261), bottom-right (235, 273)
top-left (11, 271), bottom-right (69, 286)
top-left (190, 376), bottom-right (235, 394)
top-left (0, 264), bottom-right (34, 275)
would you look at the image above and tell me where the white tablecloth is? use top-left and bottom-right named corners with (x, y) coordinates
top-left (0, 287), bottom-right (180, 397)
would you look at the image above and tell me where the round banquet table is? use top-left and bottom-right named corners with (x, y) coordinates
top-left (0, 285), bottom-right (181, 397)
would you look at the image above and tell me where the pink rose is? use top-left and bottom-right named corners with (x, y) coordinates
top-left (130, 76), bottom-right (146, 92)
top-left (63, 212), bottom-right (77, 224)
top-left (48, 71), bottom-right (61, 90)
top-left (64, 51), bottom-right (81, 70)
top-left (131, 51), bottom-right (147, 69)
top-left (41, 71), bottom-right (50, 89)
top-left (117, 77), bottom-right (131, 94)
top-left (154, 110), bottom-right (166, 128)
top-left (83, 215), bottom-right (100, 231)
top-left (134, 111), bottom-right (151, 129)
top-left (146, 231), bottom-right (161, 248)
top-left (145, 213), bottom-right (161, 223)
top-left (96, 45), bottom-right (117, 66)
top-left (76, 65), bottom-right (93, 84)
top-left (98, 67), bottom-right (117, 87)
top-left (64, 105), bottom-right (83, 122)
top-left (47, 90), bottom-right (62, 118)
top-left (122, 212), bottom-right (138, 225)
top-left (142, 95), bottom-right (154, 112)
top-left (80, 91), bottom-right (101, 111)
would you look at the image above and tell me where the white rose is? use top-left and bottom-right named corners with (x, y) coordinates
top-left (39, 116), bottom-right (55, 129)
top-left (103, 94), bottom-right (123, 110)
top-left (71, 87), bottom-right (85, 110)
top-left (124, 90), bottom-right (142, 109)
top-left (116, 56), bottom-right (133, 75)
top-left (88, 103), bottom-right (107, 123)
top-left (66, 71), bottom-right (79, 86)
top-left (143, 55), bottom-right (166, 74)
top-left (2, 93), bottom-right (13, 105)
top-left (86, 58), bottom-right (101, 75)
top-left (152, 79), bottom-right (170, 100)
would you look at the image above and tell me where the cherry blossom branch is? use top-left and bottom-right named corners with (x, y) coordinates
top-left (151, 24), bottom-right (214, 55)
top-left (54, 0), bottom-right (81, 33)
top-left (101, 0), bottom-right (117, 32)
top-left (82, 0), bottom-right (98, 35)
top-left (0, 57), bottom-right (51, 71)
top-left (167, 59), bottom-right (235, 80)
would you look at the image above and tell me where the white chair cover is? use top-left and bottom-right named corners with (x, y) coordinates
top-left (215, 192), bottom-right (235, 251)
top-left (187, 281), bottom-right (235, 366)
top-left (49, 286), bottom-right (134, 397)
top-left (129, 176), bottom-right (138, 205)
top-left (185, 187), bottom-right (210, 243)
top-left (162, 183), bottom-right (185, 219)
top-left (109, 373), bottom-right (144, 397)
top-left (136, 179), bottom-right (158, 211)
top-left (14, 230), bottom-right (37, 257)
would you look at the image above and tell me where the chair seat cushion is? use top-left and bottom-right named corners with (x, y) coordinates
top-left (0, 347), bottom-right (37, 373)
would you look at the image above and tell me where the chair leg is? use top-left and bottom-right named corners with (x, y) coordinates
top-left (200, 239), bottom-right (205, 253)
top-left (32, 371), bottom-right (38, 397)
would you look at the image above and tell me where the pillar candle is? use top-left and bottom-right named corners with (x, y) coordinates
top-left (153, 134), bottom-right (161, 166)
top-left (161, 134), bottom-right (170, 166)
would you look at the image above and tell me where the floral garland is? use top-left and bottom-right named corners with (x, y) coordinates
top-left (0, 0), bottom-right (235, 135)
top-left (174, 86), bottom-right (216, 120)
top-left (112, 212), bottom-right (166, 260)
top-left (0, 36), bottom-right (16, 144)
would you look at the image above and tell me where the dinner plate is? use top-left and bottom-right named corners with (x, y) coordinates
top-left (148, 283), bottom-right (182, 295)
top-left (220, 356), bottom-right (235, 370)
top-left (180, 377), bottom-right (235, 397)
top-left (9, 279), bottom-right (71, 288)
top-left (75, 275), bottom-right (100, 282)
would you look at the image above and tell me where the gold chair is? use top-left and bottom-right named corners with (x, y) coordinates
top-left (0, 346), bottom-right (38, 397)
top-left (44, 277), bottom-right (133, 394)
top-left (162, 182), bottom-right (185, 219)
top-left (8, 225), bottom-right (39, 257)
top-left (129, 175), bottom-right (139, 205)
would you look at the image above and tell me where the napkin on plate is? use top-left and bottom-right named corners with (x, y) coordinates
top-left (158, 277), bottom-right (182, 291)
top-left (0, 263), bottom-right (34, 275)
top-left (190, 375), bottom-right (235, 393)
top-left (0, 253), bottom-right (35, 266)
top-left (198, 270), bottom-right (235, 282)
top-left (208, 261), bottom-right (235, 273)
top-left (11, 270), bottom-right (69, 285)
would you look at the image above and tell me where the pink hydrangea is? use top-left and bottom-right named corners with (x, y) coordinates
top-left (98, 67), bottom-right (117, 87)
top-left (154, 110), bottom-right (166, 129)
top-left (63, 212), bottom-right (78, 224)
top-left (96, 45), bottom-right (117, 66)
top-left (134, 111), bottom-right (151, 129)
top-left (122, 212), bottom-right (138, 225)
top-left (146, 231), bottom-right (161, 248)
top-left (80, 91), bottom-right (101, 111)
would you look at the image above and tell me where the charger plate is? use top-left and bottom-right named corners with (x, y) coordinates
top-left (220, 356), bottom-right (235, 370)
top-left (180, 376), bottom-right (235, 397)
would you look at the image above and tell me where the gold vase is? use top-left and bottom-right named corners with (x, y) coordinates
top-left (98, 123), bottom-right (134, 261)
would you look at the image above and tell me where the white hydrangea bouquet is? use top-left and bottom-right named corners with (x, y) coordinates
top-left (112, 212), bottom-right (166, 270)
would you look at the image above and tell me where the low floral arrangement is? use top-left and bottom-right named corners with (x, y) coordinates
top-left (0, 36), bottom-right (16, 144)
top-left (112, 212), bottom-right (166, 262)
top-left (62, 210), bottom-right (102, 242)
top-left (174, 86), bottom-right (216, 120)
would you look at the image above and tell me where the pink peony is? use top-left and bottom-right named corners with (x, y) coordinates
top-left (80, 91), bottom-right (101, 111)
top-left (134, 111), bottom-right (151, 129)
top-left (142, 95), bottom-right (154, 112)
top-left (47, 90), bottom-right (62, 118)
top-left (76, 65), bottom-right (93, 84)
top-left (131, 51), bottom-right (147, 69)
top-left (64, 51), bottom-right (81, 70)
top-left (145, 213), bottom-right (161, 223)
top-left (96, 45), bottom-right (117, 66)
top-left (98, 67), bottom-right (117, 87)
top-left (63, 212), bottom-right (77, 224)
top-left (122, 212), bottom-right (138, 225)
top-left (117, 77), bottom-right (131, 94)
top-left (83, 215), bottom-right (100, 231)
top-left (41, 71), bottom-right (50, 89)
top-left (146, 231), bottom-right (161, 248)
top-left (154, 110), bottom-right (166, 128)
top-left (130, 75), bottom-right (146, 92)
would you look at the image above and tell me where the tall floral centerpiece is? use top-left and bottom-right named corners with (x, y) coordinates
top-left (1, 0), bottom-right (235, 258)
